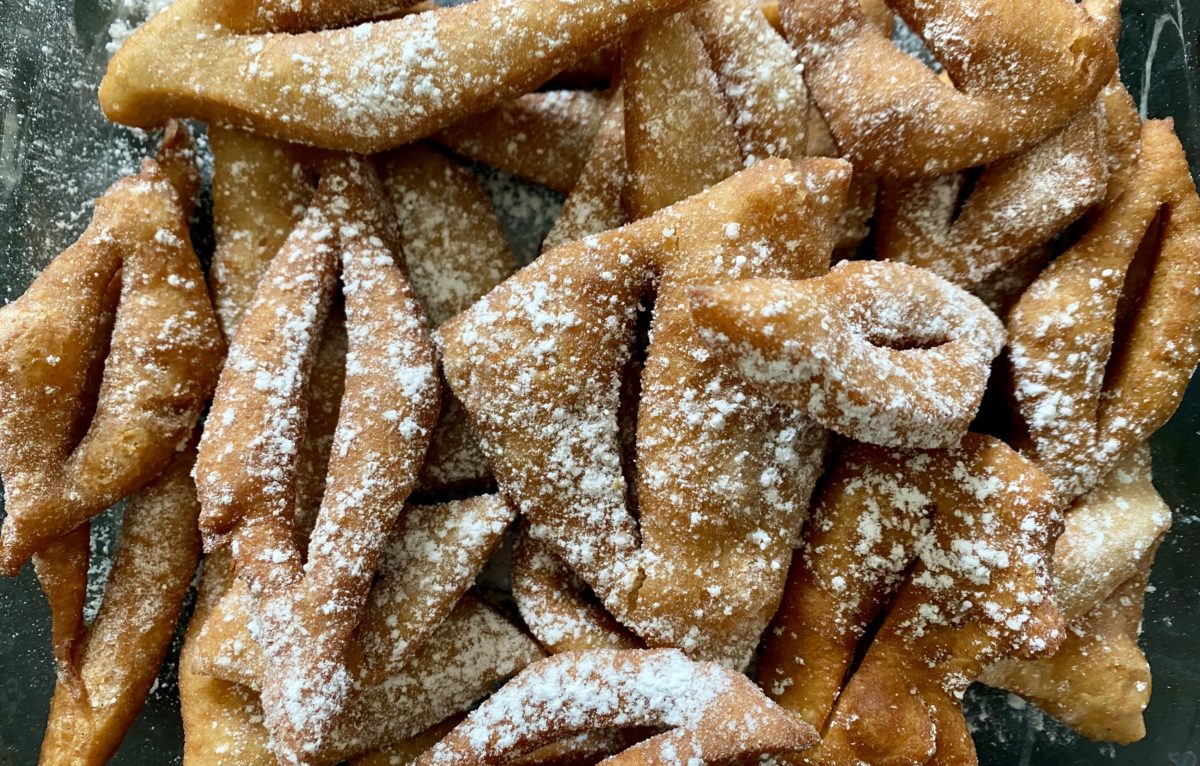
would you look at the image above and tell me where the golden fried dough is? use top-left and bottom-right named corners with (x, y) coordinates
top-left (691, 261), bottom-right (1005, 447)
top-left (101, 0), bottom-right (694, 153)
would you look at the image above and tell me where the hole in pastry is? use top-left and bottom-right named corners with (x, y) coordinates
top-left (1101, 206), bottom-right (1167, 397)
top-left (949, 166), bottom-right (984, 225)
top-left (619, 298), bottom-right (653, 515)
top-left (67, 270), bottom-right (121, 452)
top-left (863, 328), bottom-right (953, 352)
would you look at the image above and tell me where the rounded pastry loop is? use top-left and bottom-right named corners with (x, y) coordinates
top-left (1008, 119), bottom-right (1200, 502)
top-left (778, 0), bottom-right (1117, 179)
top-left (690, 260), bottom-right (1005, 448)
top-left (413, 649), bottom-right (818, 765)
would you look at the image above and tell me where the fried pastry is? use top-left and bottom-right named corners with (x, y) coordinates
top-left (875, 104), bottom-right (1111, 290)
top-left (0, 132), bottom-right (222, 575)
top-left (208, 127), bottom-right (315, 339)
top-left (757, 434), bottom-right (1061, 744)
top-left (512, 525), bottom-right (643, 654)
top-left (690, 0), bottom-right (809, 164)
top-left (441, 158), bottom-right (849, 665)
top-left (805, 436), bottom-right (1062, 764)
top-left (433, 91), bottom-right (608, 194)
top-left (980, 445), bottom-right (1170, 743)
top-left (542, 89), bottom-right (628, 251)
top-left (194, 157), bottom-right (440, 762)
top-left (101, 0), bottom-right (694, 153)
top-left (778, 0), bottom-right (1117, 179)
top-left (621, 13), bottom-right (743, 218)
top-left (38, 447), bottom-right (202, 766)
top-left (753, 434), bottom-right (1056, 763)
top-left (413, 649), bottom-right (818, 765)
top-left (179, 551), bottom-right (276, 766)
top-left (379, 143), bottom-right (518, 494)
top-left (1008, 119), bottom-right (1200, 502)
top-left (690, 261), bottom-right (1006, 448)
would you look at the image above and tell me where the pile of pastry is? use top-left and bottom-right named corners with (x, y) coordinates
top-left (2, 0), bottom-right (1196, 763)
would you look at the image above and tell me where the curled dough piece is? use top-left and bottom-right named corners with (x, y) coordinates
top-left (433, 91), bottom-right (608, 194)
top-left (195, 157), bottom-right (440, 762)
top-left (1008, 119), bottom-right (1200, 502)
top-left (756, 434), bottom-right (1061, 738)
top-left (0, 139), bottom-right (223, 575)
top-left (414, 649), bottom-right (818, 765)
top-left (816, 436), bottom-right (1062, 765)
top-left (512, 525), bottom-right (643, 654)
top-left (875, 102), bottom-right (1111, 290)
top-left (441, 158), bottom-right (849, 665)
top-left (101, 0), bottom-right (694, 153)
top-left (778, 0), bottom-right (1117, 179)
top-left (980, 445), bottom-right (1170, 744)
top-left (38, 446), bottom-right (203, 766)
top-left (691, 260), bottom-right (1005, 448)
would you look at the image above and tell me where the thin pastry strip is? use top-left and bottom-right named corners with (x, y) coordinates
top-left (512, 526), bottom-right (643, 654)
top-left (379, 142), bottom-right (518, 493)
top-left (349, 717), bottom-right (465, 766)
top-left (690, 0), bottom-right (809, 164)
top-left (818, 436), bottom-right (1062, 765)
top-left (778, 0), bottom-right (1117, 179)
top-left (543, 89), bottom-right (628, 252)
top-left (0, 146), bottom-right (222, 575)
top-left (690, 260), bottom-right (1005, 448)
top-left (433, 91), bottom-right (608, 194)
top-left (1008, 119), bottom-right (1200, 502)
top-left (101, 0), bottom-right (695, 153)
top-left (179, 551), bottom-right (276, 766)
top-left (208, 126), bottom-right (315, 339)
top-left (875, 102), bottom-right (1111, 290)
top-left (413, 649), bottom-right (818, 765)
top-left (621, 12), bottom-right (743, 218)
top-left (195, 158), bottom-right (440, 761)
top-left (38, 446), bottom-right (203, 766)
top-left (441, 158), bottom-right (849, 665)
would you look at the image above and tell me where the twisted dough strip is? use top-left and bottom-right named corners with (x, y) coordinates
top-left (433, 91), bottom-right (608, 194)
top-left (0, 134), bottom-right (223, 575)
top-left (690, 260), bottom-right (1005, 448)
top-left (38, 447), bottom-right (202, 766)
top-left (980, 445), bottom-right (1170, 744)
top-left (1008, 119), bottom-right (1200, 502)
top-left (778, 0), bottom-right (1117, 179)
top-left (195, 157), bottom-right (440, 762)
top-left (100, 0), bottom-right (693, 153)
top-left (413, 649), bottom-right (818, 765)
top-left (179, 551), bottom-right (276, 766)
top-left (875, 103), bottom-right (1111, 290)
top-left (208, 127), bottom-right (315, 340)
top-left (799, 436), bottom-right (1062, 765)
top-left (757, 434), bottom-right (1061, 746)
top-left (380, 143), bottom-right (517, 494)
top-left (441, 158), bottom-right (849, 665)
